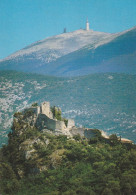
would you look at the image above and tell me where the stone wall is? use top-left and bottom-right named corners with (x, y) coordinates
top-left (67, 119), bottom-right (75, 129)
top-left (36, 114), bottom-right (56, 131)
top-left (37, 106), bottom-right (40, 115)
top-left (84, 129), bottom-right (96, 139)
top-left (69, 127), bottom-right (85, 137)
top-left (36, 114), bottom-right (66, 131)
top-left (55, 120), bottom-right (66, 131)
top-left (69, 127), bottom-right (99, 139)
top-left (25, 101), bottom-right (53, 117)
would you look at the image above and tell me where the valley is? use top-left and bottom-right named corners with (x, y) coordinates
top-left (0, 71), bottom-right (136, 146)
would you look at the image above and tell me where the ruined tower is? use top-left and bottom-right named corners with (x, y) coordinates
top-left (40, 102), bottom-right (53, 119)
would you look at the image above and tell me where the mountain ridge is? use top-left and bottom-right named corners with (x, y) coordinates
top-left (43, 26), bottom-right (136, 76)
top-left (0, 29), bottom-right (111, 63)
top-left (0, 26), bottom-right (136, 76)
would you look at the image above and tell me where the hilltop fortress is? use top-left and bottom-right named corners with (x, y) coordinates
top-left (24, 101), bottom-right (75, 132)
top-left (13, 101), bottom-right (132, 143)
top-left (19, 101), bottom-right (102, 139)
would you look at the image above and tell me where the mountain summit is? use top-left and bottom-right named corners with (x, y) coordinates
top-left (46, 26), bottom-right (136, 76)
top-left (0, 26), bottom-right (136, 76)
top-left (0, 29), bottom-right (111, 73)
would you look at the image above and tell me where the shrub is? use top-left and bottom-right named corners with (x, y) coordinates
top-left (31, 102), bottom-right (38, 107)
top-left (23, 110), bottom-right (34, 118)
top-left (73, 134), bottom-right (81, 141)
top-left (51, 106), bottom-right (62, 121)
top-left (14, 112), bottom-right (22, 118)
top-left (63, 118), bottom-right (68, 127)
top-left (109, 134), bottom-right (120, 146)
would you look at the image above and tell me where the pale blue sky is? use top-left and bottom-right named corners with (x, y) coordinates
top-left (0, 0), bottom-right (136, 59)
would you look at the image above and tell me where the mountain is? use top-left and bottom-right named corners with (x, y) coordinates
top-left (0, 29), bottom-right (111, 73)
top-left (0, 27), bottom-right (136, 76)
top-left (39, 26), bottom-right (136, 76)
top-left (1, 71), bottom-right (136, 146)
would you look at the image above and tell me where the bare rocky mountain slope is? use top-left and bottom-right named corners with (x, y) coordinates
top-left (41, 26), bottom-right (136, 76)
top-left (0, 29), bottom-right (111, 74)
top-left (0, 27), bottom-right (136, 76)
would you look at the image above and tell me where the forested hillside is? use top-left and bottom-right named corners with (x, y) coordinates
top-left (0, 122), bottom-right (136, 195)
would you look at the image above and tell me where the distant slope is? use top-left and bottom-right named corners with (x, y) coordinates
top-left (0, 71), bottom-right (136, 145)
top-left (0, 29), bottom-right (111, 72)
top-left (40, 26), bottom-right (136, 76)
top-left (0, 27), bottom-right (136, 76)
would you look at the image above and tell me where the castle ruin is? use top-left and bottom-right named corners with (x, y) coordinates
top-left (23, 101), bottom-right (106, 139)
top-left (18, 101), bottom-right (133, 142)
top-left (24, 101), bottom-right (75, 132)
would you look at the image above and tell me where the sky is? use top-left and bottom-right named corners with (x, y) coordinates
top-left (0, 0), bottom-right (136, 59)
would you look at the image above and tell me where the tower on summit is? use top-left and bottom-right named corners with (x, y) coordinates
top-left (63, 28), bottom-right (66, 33)
top-left (86, 18), bottom-right (89, 31)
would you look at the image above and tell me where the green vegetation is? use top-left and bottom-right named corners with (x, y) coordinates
top-left (0, 70), bottom-right (136, 193)
top-left (51, 106), bottom-right (62, 121)
top-left (63, 118), bottom-right (68, 127)
top-left (31, 102), bottom-right (38, 107)
top-left (13, 112), bottom-right (22, 118)
top-left (23, 110), bottom-right (34, 119)
top-left (51, 106), bottom-right (68, 127)
top-left (0, 120), bottom-right (136, 195)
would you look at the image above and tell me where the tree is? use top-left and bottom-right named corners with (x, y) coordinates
top-left (51, 106), bottom-right (62, 121)
top-left (31, 102), bottom-right (38, 107)
top-left (0, 163), bottom-right (20, 194)
top-left (109, 134), bottom-right (120, 146)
